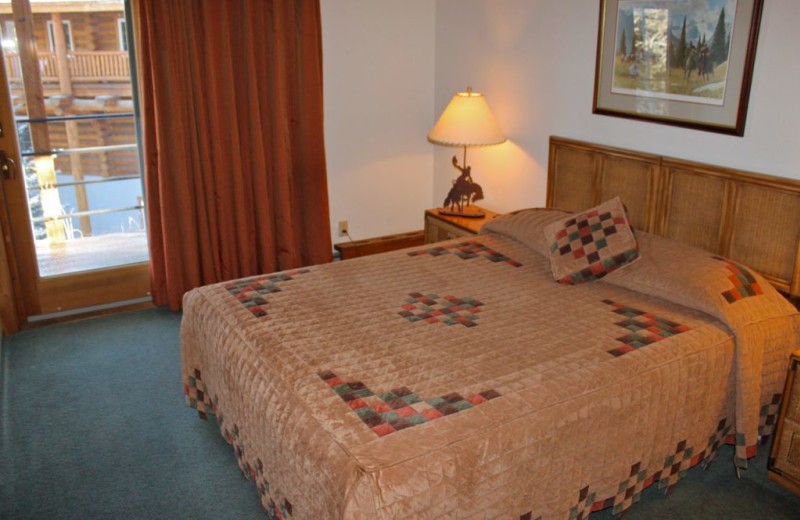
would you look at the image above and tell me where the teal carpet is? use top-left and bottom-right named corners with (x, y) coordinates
top-left (1, 307), bottom-right (799, 519)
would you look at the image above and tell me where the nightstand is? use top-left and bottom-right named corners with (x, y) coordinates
top-left (334, 231), bottom-right (424, 260)
top-left (768, 349), bottom-right (800, 496)
top-left (424, 206), bottom-right (499, 243)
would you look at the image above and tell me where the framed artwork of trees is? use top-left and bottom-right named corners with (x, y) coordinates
top-left (593, 0), bottom-right (763, 136)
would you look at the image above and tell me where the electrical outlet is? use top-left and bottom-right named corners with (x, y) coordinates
top-left (338, 220), bottom-right (349, 237)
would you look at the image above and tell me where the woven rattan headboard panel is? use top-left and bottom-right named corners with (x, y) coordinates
top-left (547, 136), bottom-right (800, 299)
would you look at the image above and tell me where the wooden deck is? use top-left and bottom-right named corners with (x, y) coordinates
top-left (35, 230), bottom-right (148, 277)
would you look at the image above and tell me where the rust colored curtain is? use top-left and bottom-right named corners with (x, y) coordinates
top-left (132, 0), bottom-right (332, 310)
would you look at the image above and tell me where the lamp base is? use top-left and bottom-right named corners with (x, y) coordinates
top-left (437, 207), bottom-right (485, 219)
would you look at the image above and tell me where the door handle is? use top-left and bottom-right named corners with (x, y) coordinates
top-left (0, 149), bottom-right (16, 180)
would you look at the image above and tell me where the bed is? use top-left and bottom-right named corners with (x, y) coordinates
top-left (181, 137), bottom-right (800, 519)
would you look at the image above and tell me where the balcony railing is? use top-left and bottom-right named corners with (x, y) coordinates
top-left (4, 51), bottom-right (130, 82)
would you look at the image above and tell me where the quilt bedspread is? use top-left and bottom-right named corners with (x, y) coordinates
top-left (181, 209), bottom-right (800, 520)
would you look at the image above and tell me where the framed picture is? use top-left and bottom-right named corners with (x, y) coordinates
top-left (593, 0), bottom-right (763, 136)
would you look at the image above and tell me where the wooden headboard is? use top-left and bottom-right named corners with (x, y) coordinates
top-left (547, 136), bottom-right (800, 299)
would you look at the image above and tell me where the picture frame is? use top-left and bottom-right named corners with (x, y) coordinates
top-left (593, 0), bottom-right (763, 136)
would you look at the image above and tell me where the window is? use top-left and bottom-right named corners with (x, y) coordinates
top-left (2, 21), bottom-right (18, 51)
top-left (46, 20), bottom-right (74, 52)
top-left (118, 18), bottom-right (127, 51)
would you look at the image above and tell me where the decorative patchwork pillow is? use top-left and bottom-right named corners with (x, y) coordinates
top-left (544, 197), bottom-right (639, 284)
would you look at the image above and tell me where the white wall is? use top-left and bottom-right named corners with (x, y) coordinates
top-left (321, 1), bottom-right (436, 242)
top-left (434, 0), bottom-right (800, 213)
top-left (322, 1), bottom-right (799, 240)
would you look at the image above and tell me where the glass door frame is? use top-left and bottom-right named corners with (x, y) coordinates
top-left (0, 47), bottom-right (35, 332)
top-left (0, 0), bottom-right (150, 333)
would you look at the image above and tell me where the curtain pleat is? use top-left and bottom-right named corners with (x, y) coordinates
top-left (132, 0), bottom-right (331, 310)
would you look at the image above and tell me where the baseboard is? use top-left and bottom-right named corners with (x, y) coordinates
top-left (25, 297), bottom-right (154, 328)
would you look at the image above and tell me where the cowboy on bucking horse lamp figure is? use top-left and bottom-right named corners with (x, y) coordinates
top-left (428, 87), bottom-right (506, 218)
top-left (443, 156), bottom-right (484, 215)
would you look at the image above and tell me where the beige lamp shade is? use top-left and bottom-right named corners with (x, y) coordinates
top-left (427, 89), bottom-right (506, 147)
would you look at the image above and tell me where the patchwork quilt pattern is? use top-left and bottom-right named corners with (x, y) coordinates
top-left (759, 393), bottom-right (784, 437)
top-left (184, 368), bottom-right (213, 420)
top-left (398, 293), bottom-right (484, 327)
top-left (319, 371), bottom-right (500, 437)
top-left (712, 256), bottom-right (764, 303)
top-left (407, 240), bottom-right (522, 267)
top-left (180, 213), bottom-right (800, 520)
top-left (554, 248), bottom-right (639, 284)
top-left (604, 461), bottom-right (650, 515)
top-left (604, 300), bottom-right (690, 357)
top-left (551, 210), bottom-right (627, 263)
top-left (184, 376), bottom-right (293, 518)
top-left (544, 197), bottom-right (639, 284)
top-left (225, 423), bottom-right (294, 519)
top-left (224, 269), bottom-right (311, 317)
top-left (570, 485), bottom-right (597, 520)
top-left (518, 418), bottom-right (733, 520)
top-left (656, 439), bottom-right (694, 493)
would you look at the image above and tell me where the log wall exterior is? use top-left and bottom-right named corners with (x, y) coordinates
top-left (1, 8), bottom-right (137, 179)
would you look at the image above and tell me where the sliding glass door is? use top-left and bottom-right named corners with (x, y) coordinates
top-left (0, 0), bottom-right (149, 323)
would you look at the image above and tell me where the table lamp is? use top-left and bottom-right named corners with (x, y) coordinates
top-left (428, 87), bottom-right (506, 218)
